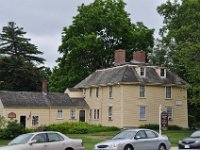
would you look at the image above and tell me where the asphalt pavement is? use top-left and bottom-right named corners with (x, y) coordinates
top-left (171, 147), bottom-right (178, 150)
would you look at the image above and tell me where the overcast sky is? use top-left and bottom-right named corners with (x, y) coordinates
top-left (0, 0), bottom-right (166, 69)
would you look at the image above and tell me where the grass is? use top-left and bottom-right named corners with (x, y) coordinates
top-left (0, 130), bottom-right (194, 149)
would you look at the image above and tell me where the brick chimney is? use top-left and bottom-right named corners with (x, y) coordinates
top-left (133, 51), bottom-right (146, 63)
top-left (42, 80), bottom-right (48, 94)
top-left (114, 49), bottom-right (126, 64)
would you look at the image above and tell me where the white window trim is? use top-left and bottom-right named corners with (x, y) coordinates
top-left (70, 109), bottom-right (76, 120)
top-left (108, 86), bottom-right (113, 98)
top-left (139, 106), bottom-right (146, 120)
top-left (108, 106), bottom-right (113, 121)
top-left (166, 106), bottom-right (173, 120)
top-left (139, 85), bottom-right (145, 98)
top-left (140, 67), bottom-right (146, 77)
top-left (57, 109), bottom-right (63, 119)
top-left (160, 68), bottom-right (166, 78)
top-left (165, 86), bottom-right (172, 99)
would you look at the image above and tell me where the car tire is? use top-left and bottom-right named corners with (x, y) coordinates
top-left (158, 144), bottom-right (166, 150)
top-left (124, 145), bottom-right (134, 150)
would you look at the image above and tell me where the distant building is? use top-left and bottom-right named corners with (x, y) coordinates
top-left (0, 81), bottom-right (88, 128)
top-left (73, 50), bottom-right (188, 128)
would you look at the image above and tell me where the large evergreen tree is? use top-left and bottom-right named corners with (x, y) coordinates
top-left (0, 22), bottom-right (49, 91)
top-left (49, 0), bottom-right (154, 92)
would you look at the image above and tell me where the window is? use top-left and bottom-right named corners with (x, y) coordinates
top-left (32, 116), bottom-right (39, 126)
top-left (136, 130), bottom-right (147, 139)
top-left (166, 106), bottom-right (173, 120)
top-left (83, 89), bottom-right (86, 95)
top-left (97, 109), bottom-right (99, 119)
top-left (57, 109), bottom-right (63, 119)
top-left (109, 86), bottom-right (112, 98)
top-left (140, 67), bottom-right (145, 77)
top-left (90, 88), bottom-right (92, 97)
top-left (94, 109), bottom-right (97, 119)
top-left (139, 85), bottom-right (145, 97)
top-left (70, 109), bottom-right (76, 119)
top-left (145, 130), bottom-right (158, 138)
top-left (96, 87), bottom-right (99, 97)
top-left (47, 133), bottom-right (64, 142)
top-left (160, 68), bottom-right (166, 77)
top-left (139, 106), bottom-right (146, 119)
top-left (32, 133), bottom-right (47, 143)
top-left (108, 106), bottom-right (113, 121)
top-left (165, 86), bottom-right (172, 99)
top-left (89, 109), bottom-right (92, 119)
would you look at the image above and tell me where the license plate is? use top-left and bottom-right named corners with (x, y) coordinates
top-left (185, 145), bottom-right (190, 148)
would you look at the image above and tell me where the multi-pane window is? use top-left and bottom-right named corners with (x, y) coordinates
top-left (139, 106), bottom-right (146, 119)
top-left (96, 87), bottom-right (99, 97)
top-left (32, 116), bottom-right (39, 126)
top-left (140, 67), bottom-right (145, 77)
top-left (165, 86), bottom-right (172, 99)
top-left (109, 86), bottom-right (112, 98)
top-left (166, 106), bottom-right (173, 120)
top-left (57, 109), bottom-right (63, 119)
top-left (94, 109), bottom-right (97, 119)
top-left (90, 88), bottom-right (92, 97)
top-left (97, 109), bottom-right (99, 119)
top-left (108, 106), bottom-right (113, 121)
top-left (160, 68), bottom-right (165, 77)
top-left (139, 85), bottom-right (145, 97)
top-left (70, 109), bottom-right (76, 119)
top-left (89, 109), bottom-right (92, 119)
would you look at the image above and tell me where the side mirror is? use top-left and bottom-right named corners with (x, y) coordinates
top-left (28, 140), bottom-right (37, 145)
top-left (135, 136), bottom-right (141, 140)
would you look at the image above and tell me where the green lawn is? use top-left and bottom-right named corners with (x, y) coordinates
top-left (0, 130), bottom-right (193, 150)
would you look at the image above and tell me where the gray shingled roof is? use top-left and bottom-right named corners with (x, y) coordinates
top-left (74, 64), bottom-right (186, 88)
top-left (0, 91), bottom-right (88, 108)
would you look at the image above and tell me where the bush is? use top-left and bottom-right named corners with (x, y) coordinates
top-left (0, 120), bottom-right (26, 139)
top-left (139, 124), bottom-right (182, 130)
top-left (36, 122), bottom-right (119, 134)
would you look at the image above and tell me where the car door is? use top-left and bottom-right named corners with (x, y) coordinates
top-left (45, 133), bottom-right (66, 150)
top-left (144, 130), bottom-right (161, 150)
top-left (133, 130), bottom-right (149, 150)
top-left (28, 133), bottom-right (49, 150)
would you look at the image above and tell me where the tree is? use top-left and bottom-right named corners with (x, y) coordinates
top-left (49, 0), bottom-right (154, 92)
top-left (157, 0), bottom-right (200, 127)
top-left (0, 22), bottom-right (49, 91)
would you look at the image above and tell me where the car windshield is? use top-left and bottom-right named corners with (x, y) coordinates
top-left (8, 133), bottom-right (34, 145)
top-left (190, 131), bottom-right (200, 138)
top-left (112, 131), bottom-right (136, 140)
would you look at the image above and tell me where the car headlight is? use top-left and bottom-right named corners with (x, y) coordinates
top-left (178, 140), bottom-right (182, 144)
top-left (195, 141), bottom-right (200, 143)
top-left (109, 143), bottom-right (119, 148)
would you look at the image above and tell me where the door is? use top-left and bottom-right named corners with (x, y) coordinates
top-left (20, 116), bottom-right (26, 128)
top-left (79, 110), bottom-right (85, 122)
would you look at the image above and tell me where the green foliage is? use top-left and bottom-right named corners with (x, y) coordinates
top-left (0, 22), bottom-right (50, 91)
top-left (0, 116), bottom-right (6, 129)
top-left (49, 0), bottom-right (154, 92)
top-left (36, 122), bottom-right (119, 134)
top-left (0, 120), bottom-right (26, 139)
top-left (139, 124), bottom-right (182, 130)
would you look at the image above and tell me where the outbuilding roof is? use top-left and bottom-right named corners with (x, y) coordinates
top-left (74, 64), bottom-right (186, 88)
top-left (0, 91), bottom-right (88, 108)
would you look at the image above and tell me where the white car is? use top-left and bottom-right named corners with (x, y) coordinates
top-left (0, 131), bottom-right (85, 150)
top-left (94, 128), bottom-right (171, 150)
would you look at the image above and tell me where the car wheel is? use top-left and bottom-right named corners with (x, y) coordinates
top-left (124, 145), bottom-right (134, 150)
top-left (158, 144), bottom-right (166, 150)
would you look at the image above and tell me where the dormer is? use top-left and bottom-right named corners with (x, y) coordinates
top-left (136, 66), bottom-right (146, 77)
top-left (156, 67), bottom-right (166, 78)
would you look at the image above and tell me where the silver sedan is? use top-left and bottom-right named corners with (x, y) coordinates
top-left (0, 131), bottom-right (85, 150)
top-left (94, 128), bottom-right (171, 150)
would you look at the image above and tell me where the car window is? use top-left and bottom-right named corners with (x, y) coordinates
top-left (112, 131), bottom-right (136, 140)
top-left (145, 130), bottom-right (158, 138)
top-left (136, 130), bottom-right (147, 139)
top-left (191, 131), bottom-right (200, 138)
top-left (9, 134), bottom-right (34, 145)
top-left (47, 133), bottom-right (64, 142)
top-left (32, 133), bottom-right (48, 143)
